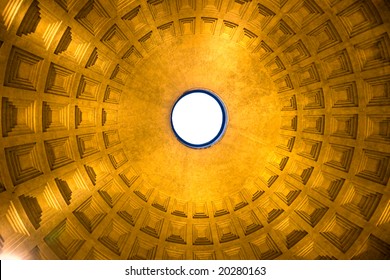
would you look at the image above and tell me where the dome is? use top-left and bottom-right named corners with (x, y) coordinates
top-left (0, 0), bottom-right (389, 260)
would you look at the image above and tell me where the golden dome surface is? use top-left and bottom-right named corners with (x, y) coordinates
top-left (0, 0), bottom-right (389, 260)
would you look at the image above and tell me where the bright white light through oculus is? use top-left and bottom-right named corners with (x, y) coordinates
top-left (171, 90), bottom-right (227, 148)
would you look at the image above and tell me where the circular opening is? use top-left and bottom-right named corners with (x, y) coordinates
top-left (171, 89), bottom-right (228, 149)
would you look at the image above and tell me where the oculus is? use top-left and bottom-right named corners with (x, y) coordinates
top-left (171, 89), bottom-right (228, 149)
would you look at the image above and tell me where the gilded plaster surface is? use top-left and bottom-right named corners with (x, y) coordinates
top-left (0, 0), bottom-right (389, 260)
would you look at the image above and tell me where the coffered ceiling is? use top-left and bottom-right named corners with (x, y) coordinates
top-left (0, 0), bottom-right (389, 260)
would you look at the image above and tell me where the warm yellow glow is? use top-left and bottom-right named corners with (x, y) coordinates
top-left (0, 0), bottom-right (388, 261)
top-left (0, 253), bottom-right (22, 260)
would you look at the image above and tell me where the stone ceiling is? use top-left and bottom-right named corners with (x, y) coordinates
top-left (0, 0), bottom-right (389, 260)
